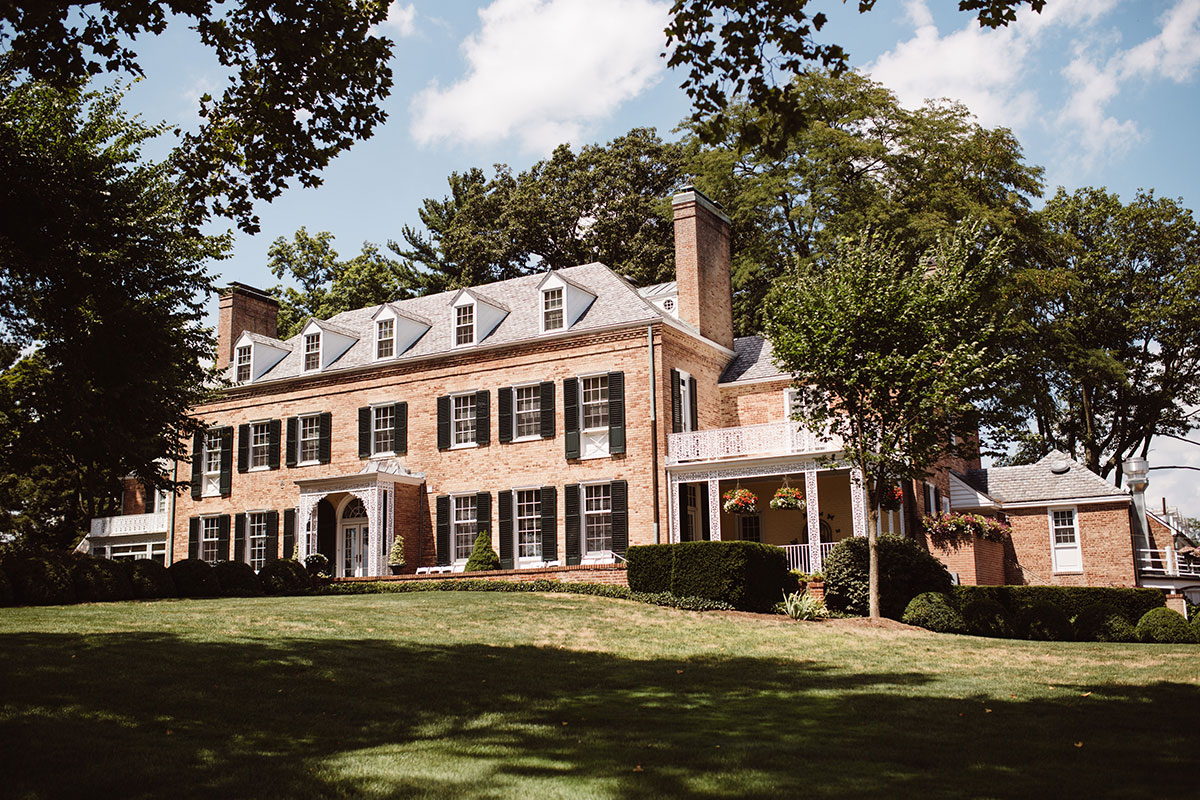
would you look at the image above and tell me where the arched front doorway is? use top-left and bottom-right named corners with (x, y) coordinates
top-left (337, 495), bottom-right (370, 578)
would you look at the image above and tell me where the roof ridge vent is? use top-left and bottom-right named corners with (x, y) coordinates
top-left (1050, 459), bottom-right (1070, 475)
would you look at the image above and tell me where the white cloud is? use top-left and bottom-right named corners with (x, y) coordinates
top-left (374, 2), bottom-right (417, 38)
top-left (410, 0), bottom-right (670, 153)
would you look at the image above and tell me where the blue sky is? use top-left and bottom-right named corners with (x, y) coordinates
top-left (122, 0), bottom-right (1200, 514)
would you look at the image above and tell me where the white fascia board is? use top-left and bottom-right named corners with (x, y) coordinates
top-left (999, 495), bottom-right (1130, 510)
top-left (234, 332), bottom-right (289, 382)
top-left (372, 304), bottom-right (431, 357)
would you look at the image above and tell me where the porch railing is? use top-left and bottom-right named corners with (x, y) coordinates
top-left (667, 421), bottom-right (843, 465)
top-left (89, 512), bottom-right (169, 539)
top-left (781, 542), bottom-right (837, 574)
top-left (1135, 547), bottom-right (1200, 578)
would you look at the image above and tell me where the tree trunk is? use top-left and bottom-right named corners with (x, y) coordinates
top-left (868, 515), bottom-right (880, 619)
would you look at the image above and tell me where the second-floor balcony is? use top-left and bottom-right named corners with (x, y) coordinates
top-left (667, 421), bottom-right (844, 466)
top-left (89, 512), bottom-right (170, 539)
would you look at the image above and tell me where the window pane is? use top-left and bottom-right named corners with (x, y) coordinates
top-left (455, 305), bottom-right (474, 345)
top-left (300, 416), bottom-right (321, 462)
top-left (304, 333), bottom-right (320, 371)
top-left (453, 496), bottom-right (478, 561)
top-left (376, 319), bottom-right (394, 358)
top-left (205, 431), bottom-right (221, 473)
top-left (516, 489), bottom-right (541, 559)
top-left (248, 512), bottom-right (267, 571)
top-left (543, 288), bottom-right (564, 331)
top-left (739, 515), bottom-right (761, 542)
top-left (453, 394), bottom-right (476, 445)
top-left (1052, 510), bottom-right (1076, 544)
top-left (584, 484), bottom-right (612, 553)
top-left (515, 386), bottom-right (540, 438)
top-left (581, 376), bottom-right (609, 429)
top-left (373, 405), bottom-right (395, 454)
top-left (236, 346), bottom-right (251, 383)
top-left (250, 422), bottom-right (270, 467)
top-left (202, 518), bottom-right (221, 563)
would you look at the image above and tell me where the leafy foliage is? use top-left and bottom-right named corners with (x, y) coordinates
top-left (121, 559), bottom-right (177, 600)
top-left (464, 530), bottom-right (501, 573)
top-left (1135, 607), bottom-right (1198, 644)
top-left (782, 590), bottom-right (829, 621)
top-left (214, 561), bottom-right (265, 597)
top-left (961, 598), bottom-right (1016, 639)
top-left (923, 513), bottom-right (1012, 548)
top-left (1016, 601), bottom-right (1071, 642)
top-left (1, 553), bottom-right (77, 605)
top-left (668, 541), bottom-right (788, 612)
top-left (0, 564), bottom-right (11, 606)
top-left (1073, 603), bottom-right (1136, 643)
top-left (626, 544), bottom-right (675, 593)
top-left (823, 535), bottom-right (952, 619)
top-left (952, 585), bottom-right (1165, 626)
top-left (304, 552), bottom-right (332, 578)
top-left (168, 558), bottom-right (221, 599)
top-left (258, 559), bottom-right (311, 596)
top-left (388, 535), bottom-right (406, 568)
top-left (71, 556), bottom-right (134, 603)
top-left (902, 592), bottom-right (967, 635)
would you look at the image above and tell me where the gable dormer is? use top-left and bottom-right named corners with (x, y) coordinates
top-left (232, 331), bottom-right (291, 384)
top-left (450, 288), bottom-right (508, 347)
top-left (371, 303), bottom-right (432, 360)
top-left (299, 318), bottom-right (358, 372)
top-left (536, 271), bottom-right (596, 334)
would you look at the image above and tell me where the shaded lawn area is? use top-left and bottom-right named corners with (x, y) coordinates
top-left (0, 593), bottom-right (1197, 799)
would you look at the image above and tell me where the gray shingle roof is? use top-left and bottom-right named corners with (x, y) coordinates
top-left (720, 335), bottom-right (789, 383)
top-left (964, 451), bottom-right (1128, 504)
top-left (241, 331), bottom-right (292, 351)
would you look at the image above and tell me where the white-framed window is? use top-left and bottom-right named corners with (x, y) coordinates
top-left (581, 375), bottom-right (609, 430)
top-left (249, 421), bottom-right (270, 469)
top-left (109, 541), bottom-right (167, 565)
top-left (235, 345), bottom-right (251, 384)
top-left (201, 517), bottom-right (221, 563)
top-left (452, 393), bottom-right (476, 447)
top-left (376, 318), bottom-right (395, 359)
top-left (298, 414), bottom-right (321, 464)
top-left (542, 287), bottom-right (564, 332)
top-left (303, 332), bottom-right (321, 371)
top-left (678, 369), bottom-right (693, 433)
top-left (455, 304), bottom-right (474, 346)
top-left (738, 514), bottom-right (761, 542)
top-left (1049, 506), bottom-right (1083, 573)
top-left (514, 385), bottom-right (540, 439)
top-left (247, 511), bottom-right (268, 571)
top-left (203, 430), bottom-right (222, 496)
top-left (584, 483), bottom-right (613, 554)
top-left (373, 405), bottom-right (395, 455)
top-left (452, 495), bottom-right (478, 562)
top-left (516, 489), bottom-right (541, 560)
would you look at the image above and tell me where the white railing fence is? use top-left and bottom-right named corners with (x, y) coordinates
top-left (1136, 547), bottom-right (1200, 578)
top-left (781, 542), bottom-right (837, 574)
top-left (89, 512), bottom-right (169, 539)
top-left (667, 421), bottom-right (843, 465)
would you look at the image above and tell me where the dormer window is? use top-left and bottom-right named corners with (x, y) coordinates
top-left (542, 288), bottom-right (564, 332)
top-left (303, 333), bottom-right (320, 372)
top-left (376, 318), bottom-right (394, 359)
top-left (235, 346), bottom-right (251, 384)
top-left (455, 304), bottom-right (474, 346)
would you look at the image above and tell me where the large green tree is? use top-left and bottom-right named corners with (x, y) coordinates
top-left (766, 223), bottom-right (1013, 617)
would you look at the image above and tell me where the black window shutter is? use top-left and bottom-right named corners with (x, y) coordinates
top-left (233, 513), bottom-right (246, 562)
top-left (237, 424), bottom-right (250, 473)
top-left (266, 510), bottom-right (279, 564)
top-left (497, 387), bottom-right (513, 444)
top-left (700, 485), bottom-right (710, 541)
top-left (498, 490), bottom-right (513, 569)
top-left (358, 407), bottom-right (372, 458)
top-left (608, 371), bottom-right (626, 455)
top-left (395, 402), bottom-right (408, 454)
top-left (435, 495), bottom-right (451, 566)
top-left (679, 484), bottom-right (691, 541)
top-left (282, 508), bottom-right (296, 562)
top-left (218, 427), bottom-right (233, 496)
top-left (217, 514), bottom-right (231, 561)
top-left (689, 376), bottom-right (699, 431)
top-left (318, 412), bottom-right (332, 464)
top-left (436, 396), bottom-right (451, 451)
top-left (476, 390), bottom-right (490, 446)
top-left (268, 419), bottom-right (281, 470)
top-left (476, 491), bottom-right (491, 537)
top-left (563, 378), bottom-right (579, 459)
top-left (539, 381), bottom-right (555, 438)
top-left (285, 417), bottom-right (298, 467)
top-left (190, 431), bottom-right (203, 500)
top-left (565, 483), bottom-right (581, 565)
top-left (540, 486), bottom-right (557, 561)
top-left (671, 368), bottom-right (682, 433)
top-left (188, 517), bottom-right (200, 559)
top-left (611, 480), bottom-right (628, 555)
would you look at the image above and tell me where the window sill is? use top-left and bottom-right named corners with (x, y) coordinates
top-left (296, 460), bottom-right (320, 468)
top-left (369, 452), bottom-right (396, 460)
top-left (1052, 570), bottom-right (1084, 576)
top-left (450, 442), bottom-right (479, 450)
top-left (511, 435), bottom-right (541, 444)
top-left (248, 465), bottom-right (271, 472)
top-left (580, 451), bottom-right (611, 461)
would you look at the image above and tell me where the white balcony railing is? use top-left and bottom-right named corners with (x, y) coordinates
top-left (667, 421), bottom-right (843, 465)
top-left (89, 512), bottom-right (169, 539)
top-left (1136, 547), bottom-right (1200, 578)
top-left (781, 542), bottom-right (837, 574)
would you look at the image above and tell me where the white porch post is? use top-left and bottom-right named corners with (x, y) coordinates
top-left (297, 495), bottom-right (313, 563)
top-left (669, 475), bottom-right (681, 543)
top-left (707, 478), bottom-right (721, 541)
top-left (805, 469), bottom-right (822, 571)
top-left (850, 468), bottom-right (868, 539)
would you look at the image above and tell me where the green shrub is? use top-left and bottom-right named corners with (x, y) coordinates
top-left (258, 559), bottom-right (311, 595)
top-left (1135, 607), bottom-right (1198, 644)
top-left (464, 530), bottom-right (501, 572)
top-left (782, 590), bottom-right (830, 621)
top-left (1073, 603), bottom-right (1136, 643)
top-left (304, 552), bottom-right (331, 578)
top-left (1017, 601), bottom-right (1072, 641)
top-left (668, 540), bottom-right (786, 611)
top-left (0, 565), bottom-right (13, 606)
top-left (962, 598), bottom-right (1016, 638)
top-left (121, 559), bottom-right (176, 599)
top-left (1191, 613), bottom-right (1200, 643)
top-left (213, 561), bottom-right (265, 597)
top-left (3, 553), bottom-right (77, 606)
top-left (388, 535), bottom-right (405, 568)
top-left (71, 556), bottom-right (134, 603)
top-left (168, 558), bottom-right (221, 598)
top-left (626, 544), bottom-right (674, 593)
top-left (902, 592), bottom-right (967, 634)
top-left (824, 535), bottom-right (952, 619)
top-left (953, 585), bottom-right (1164, 625)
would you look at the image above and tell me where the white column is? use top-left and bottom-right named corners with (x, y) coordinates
top-left (297, 495), bottom-right (313, 563)
top-left (805, 469), bottom-right (822, 571)
top-left (363, 485), bottom-right (382, 577)
top-left (850, 468), bottom-right (868, 539)
top-left (707, 478), bottom-right (721, 541)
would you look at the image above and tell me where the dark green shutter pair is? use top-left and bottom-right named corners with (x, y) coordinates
top-left (436, 392), bottom-right (489, 451)
top-left (282, 413), bottom-right (332, 465)
top-left (282, 509), bottom-right (296, 560)
top-left (497, 382), bottom-right (556, 443)
top-left (493, 487), bottom-right (561, 570)
top-left (498, 490), bottom-right (513, 568)
top-left (563, 372), bottom-right (625, 459)
top-left (190, 427), bottom-right (234, 500)
top-left (236, 420), bottom-right (282, 472)
top-left (563, 481), bottom-right (628, 564)
top-left (190, 431), bottom-right (204, 500)
top-left (434, 492), bottom-right (493, 566)
top-left (670, 369), bottom-right (698, 433)
top-left (358, 403), bottom-right (408, 458)
top-left (188, 514), bottom-right (232, 561)
top-left (234, 511), bottom-right (281, 565)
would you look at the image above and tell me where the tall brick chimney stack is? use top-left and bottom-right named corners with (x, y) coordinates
top-left (672, 186), bottom-right (734, 350)
top-left (216, 283), bottom-right (279, 368)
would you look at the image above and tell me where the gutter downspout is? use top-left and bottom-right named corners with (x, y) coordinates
top-left (648, 324), bottom-right (660, 544)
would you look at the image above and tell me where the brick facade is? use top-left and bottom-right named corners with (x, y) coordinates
top-left (673, 190), bottom-right (734, 350)
top-left (217, 284), bottom-right (279, 368)
top-left (930, 535), bottom-right (1006, 586)
top-left (1003, 503), bottom-right (1137, 587)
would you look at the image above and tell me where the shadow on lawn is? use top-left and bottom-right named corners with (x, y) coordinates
top-left (0, 631), bottom-right (1196, 799)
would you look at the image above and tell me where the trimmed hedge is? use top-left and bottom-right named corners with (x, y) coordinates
top-left (626, 544), bottom-right (674, 593)
top-left (952, 585), bottom-right (1164, 625)
top-left (168, 558), bottom-right (221, 598)
top-left (1135, 607), bottom-right (1198, 644)
top-left (213, 561), bottom-right (265, 597)
top-left (962, 598), bottom-right (1016, 639)
top-left (122, 559), bottom-right (177, 599)
top-left (3, 553), bottom-right (77, 606)
top-left (1073, 603), bottom-right (1136, 643)
top-left (258, 559), bottom-right (311, 595)
top-left (0, 565), bottom-right (13, 606)
top-left (1017, 601), bottom-right (1071, 641)
top-left (902, 592), bottom-right (967, 634)
top-left (669, 541), bottom-right (787, 612)
top-left (824, 535), bottom-right (952, 619)
top-left (71, 556), bottom-right (135, 603)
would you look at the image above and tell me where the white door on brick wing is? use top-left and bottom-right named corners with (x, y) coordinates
top-left (1049, 508), bottom-right (1082, 573)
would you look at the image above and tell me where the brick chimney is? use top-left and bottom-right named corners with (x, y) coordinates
top-left (216, 283), bottom-right (279, 368)
top-left (672, 186), bottom-right (734, 350)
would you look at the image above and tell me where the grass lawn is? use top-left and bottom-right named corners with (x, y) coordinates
top-left (0, 593), bottom-right (1196, 799)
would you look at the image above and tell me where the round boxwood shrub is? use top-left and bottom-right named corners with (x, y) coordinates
top-left (962, 598), bottom-right (1016, 639)
top-left (213, 561), bottom-right (265, 597)
top-left (122, 559), bottom-right (177, 599)
top-left (1017, 601), bottom-right (1071, 641)
top-left (3, 553), bottom-right (77, 606)
top-left (1135, 607), bottom-right (1198, 644)
top-left (258, 559), bottom-right (311, 595)
top-left (464, 530), bottom-right (501, 572)
top-left (1073, 602), bottom-right (1136, 643)
top-left (1192, 613), bottom-right (1200, 643)
top-left (0, 565), bottom-right (13, 606)
top-left (168, 558), bottom-right (221, 598)
top-left (902, 592), bottom-right (967, 634)
top-left (304, 552), bottom-right (331, 578)
top-left (824, 534), bottom-right (953, 619)
top-left (71, 556), bottom-right (134, 603)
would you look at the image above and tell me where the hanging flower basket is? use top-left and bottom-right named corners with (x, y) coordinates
top-left (722, 488), bottom-right (759, 515)
top-left (769, 486), bottom-right (806, 512)
top-left (879, 486), bottom-right (903, 512)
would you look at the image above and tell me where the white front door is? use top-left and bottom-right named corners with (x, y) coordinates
top-left (340, 523), bottom-right (369, 577)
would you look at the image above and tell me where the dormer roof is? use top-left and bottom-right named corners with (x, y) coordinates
top-left (371, 303), bottom-right (433, 327)
top-left (449, 287), bottom-right (511, 313)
